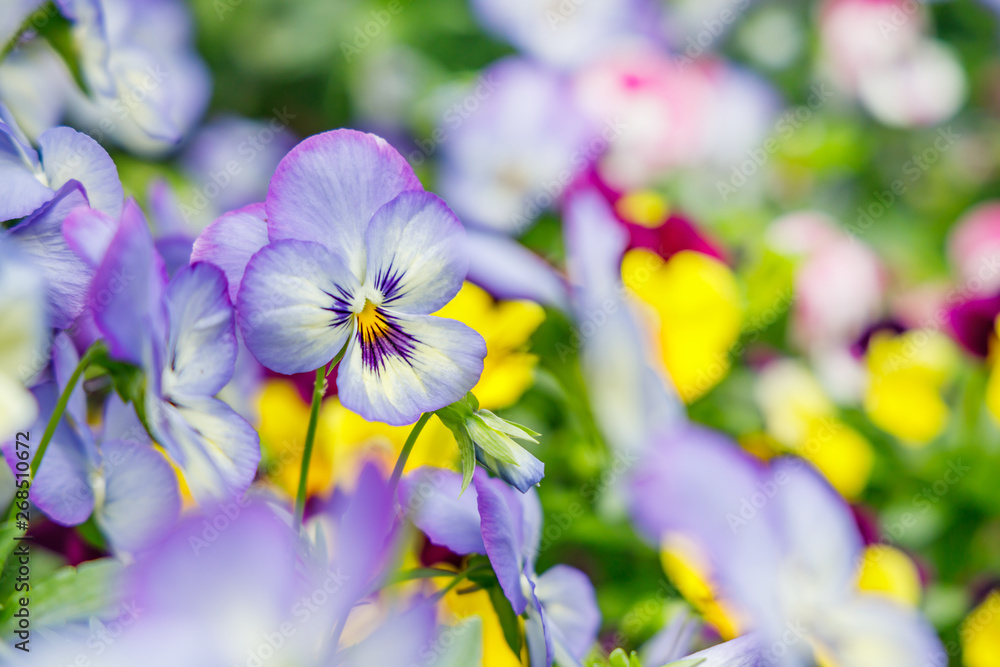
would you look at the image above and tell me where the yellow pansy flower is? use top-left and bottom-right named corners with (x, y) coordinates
top-left (622, 249), bottom-right (742, 403)
top-left (755, 360), bottom-right (874, 498)
top-left (856, 545), bottom-right (922, 607)
top-left (435, 281), bottom-right (546, 410)
top-left (864, 329), bottom-right (958, 446)
top-left (962, 590), bottom-right (1000, 667)
top-left (660, 534), bottom-right (742, 640)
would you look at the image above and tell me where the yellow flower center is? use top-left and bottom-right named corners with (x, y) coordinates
top-left (356, 299), bottom-right (388, 340)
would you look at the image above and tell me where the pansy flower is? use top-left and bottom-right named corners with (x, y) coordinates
top-left (401, 466), bottom-right (600, 666)
top-left (628, 426), bottom-right (944, 666)
top-left (197, 129), bottom-right (486, 426)
top-left (1, 334), bottom-right (180, 554)
top-left (0, 106), bottom-right (123, 328)
top-left (69, 199), bottom-right (260, 501)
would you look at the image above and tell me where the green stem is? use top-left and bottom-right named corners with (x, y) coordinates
top-left (294, 366), bottom-right (326, 530)
top-left (389, 413), bottom-right (432, 492)
top-left (293, 345), bottom-right (347, 530)
top-left (30, 341), bottom-right (103, 479)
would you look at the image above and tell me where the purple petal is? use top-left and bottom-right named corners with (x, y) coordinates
top-left (91, 199), bottom-right (168, 365)
top-left (340, 604), bottom-right (438, 667)
top-left (96, 439), bottom-right (180, 554)
top-left (464, 228), bottom-right (570, 309)
top-left (535, 565), bottom-right (601, 663)
top-left (337, 310), bottom-right (486, 426)
top-left (266, 129), bottom-right (422, 277)
top-left (190, 202), bottom-right (269, 303)
top-left (399, 466), bottom-right (486, 555)
top-left (364, 191), bottom-right (467, 314)
top-left (155, 235), bottom-right (194, 277)
top-left (945, 292), bottom-right (1000, 358)
top-left (62, 205), bottom-right (118, 268)
top-left (128, 501), bottom-right (300, 630)
top-left (474, 469), bottom-right (528, 614)
top-left (39, 126), bottom-right (123, 219)
top-left (683, 634), bottom-right (764, 667)
top-left (237, 239), bottom-right (359, 375)
top-left (475, 438), bottom-right (545, 495)
top-left (163, 262), bottom-right (236, 397)
top-left (7, 181), bottom-right (93, 329)
top-left (2, 384), bottom-right (94, 526)
top-left (0, 113), bottom-right (52, 221)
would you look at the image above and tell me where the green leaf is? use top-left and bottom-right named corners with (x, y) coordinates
top-left (487, 581), bottom-right (522, 658)
top-left (33, 4), bottom-right (92, 96)
top-left (467, 415), bottom-right (519, 465)
top-left (0, 523), bottom-right (27, 573)
top-left (429, 616), bottom-right (483, 667)
top-left (0, 559), bottom-right (123, 633)
top-left (457, 430), bottom-right (476, 496)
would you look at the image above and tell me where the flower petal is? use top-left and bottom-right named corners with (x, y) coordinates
top-left (237, 239), bottom-right (358, 375)
top-left (474, 437), bottom-right (545, 494)
top-left (163, 262), bottom-right (236, 397)
top-left (364, 191), bottom-right (467, 313)
top-left (96, 439), bottom-right (180, 554)
top-left (337, 310), bottom-right (486, 425)
top-left (474, 469), bottom-right (528, 614)
top-left (7, 181), bottom-right (93, 329)
top-left (266, 129), bottom-right (422, 277)
top-left (0, 239), bottom-right (48, 386)
top-left (191, 203), bottom-right (269, 303)
top-left (148, 394), bottom-right (260, 502)
top-left (62, 205), bottom-right (118, 268)
top-left (39, 126), bottom-right (123, 219)
top-left (0, 110), bottom-right (52, 222)
top-left (819, 596), bottom-right (945, 667)
top-left (91, 198), bottom-right (168, 365)
top-left (770, 458), bottom-right (865, 604)
top-left (464, 228), bottom-right (570, 309)
top-left (399, 466), bottom-right (486, 555)
top-left (535, 565), bottom-right (601, 664)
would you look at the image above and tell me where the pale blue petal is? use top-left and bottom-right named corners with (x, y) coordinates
top-left (399, 466), bottom-right (486, 555)
top-left (163, 262), bottom-right (236, 397)
top-left (266, 129), bottom-right (422, 277)
top-left (364, 191), bottom-right (466, 314)
top-left (96, 439), bottom-right (180, 554)
top-left (464, 229), bottom-right (570, 309)
top-left (190, 203), bottom-right (268, 302)
top-left (0, 110), bottom-right (51, 222)
top-left (39, 126), bottom-right (123, 219)
top-left (237, 239), bottom-right (358, 375)
top-left (535, 565), bottom-right (601, 664)
top-left (337, 311), bottom-right (485, 426)
top-left (7, 181), bottom-right (93, 329)
top-left (147, 393), bottom-right (260, 502)
top-left (475, 439), bottom-right (544, 494)
top-left (818, 596), bottom-right (945, 667)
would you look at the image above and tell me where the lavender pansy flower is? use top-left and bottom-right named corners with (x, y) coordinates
top-left (205, 129), bottom-right (486, 426)
top-left (72, 199), bottom-right (260, 501)
top-left (0, 106), bottom-right (123, 328)
top-left (628, 425), bottom-right (945, 666)
top-left (1, 334), bottom-right (180, 554)
top-left (25, 462), bottom-right (440, 666)
top-left (438, 58), bottom-right (595, 235)
top-left (401, 466), bottom-right (601, 666)
top-left (57, 0), bottom-right (211, 155)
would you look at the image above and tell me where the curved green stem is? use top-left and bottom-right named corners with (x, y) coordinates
top-left (294, 366), bottom-right (327, 530)
top-left (30, 341), bottom-right (103, 479)
top-left (389, 413), bottom-right (431, 492)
